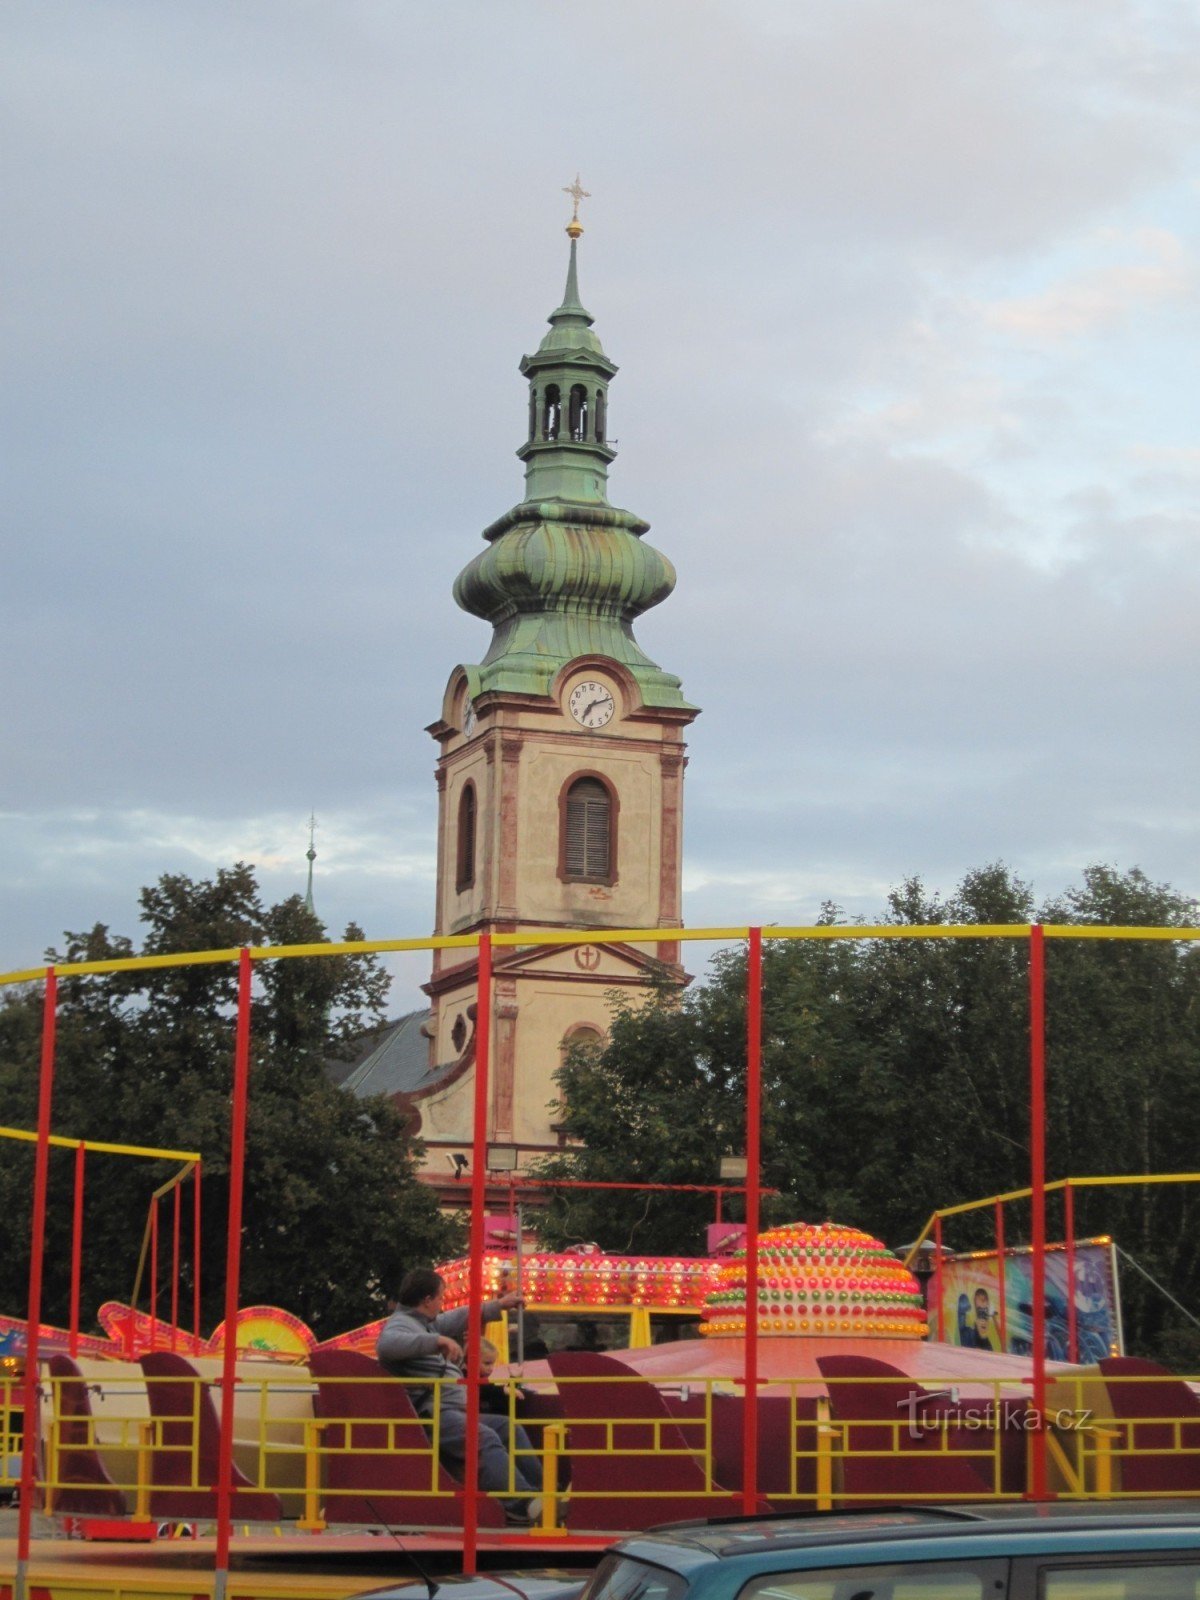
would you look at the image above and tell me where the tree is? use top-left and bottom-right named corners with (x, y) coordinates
top-left (532, 864), bottom-right (1200, 1364)
top-left (0, 865), bottom-right (460, 1337)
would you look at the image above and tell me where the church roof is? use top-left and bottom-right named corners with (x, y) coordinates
top-left (337, 1007), bottom-right (455, 1100)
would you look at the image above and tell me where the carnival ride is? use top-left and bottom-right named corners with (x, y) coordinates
top-left (3, 920), bottom-right (1200, 1600)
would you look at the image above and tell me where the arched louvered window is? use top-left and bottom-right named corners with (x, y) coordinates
top-left (456, 782), bottom-right (476, 892)
top-left (560, 775), bottom-right (616, 882)
top-left (542, 384), bottom-right (560, 441)
top-left (569, 384), bottom-right (589, 441)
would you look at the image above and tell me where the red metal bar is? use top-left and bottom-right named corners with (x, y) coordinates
top-left (149, 1197), bottom-right (159, 1353)
top-left (1029, 923), bottom-right (1049, 1498)
top-left (1065, 1180), bottom-right (1077, 1363)
top-left (742, 927), bottom-right (762, 1513)
top-left (17, 968), bottom-right (57, 1578)
top-left (69, 1142), bottom-right (85, 1359)
top-left (171, 1181), bottom-right (181, 1351)
top-left (193, 1163), bottom-right (202, 1346)
top-left (933, 1214), bottom-right (945, 1342)
top-left (215, 950), bottom-right (253, 1582)
top-left (462, 933), bottom-right (492, 1573)
top-left (995, 1199), bottom-right (1007, 1350)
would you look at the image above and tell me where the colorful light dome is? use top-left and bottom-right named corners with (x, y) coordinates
top-left (699, 1221), bottom-right (927, 1340)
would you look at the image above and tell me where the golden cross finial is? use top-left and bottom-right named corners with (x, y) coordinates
top-left (562, 173), bottom-right (590, 235)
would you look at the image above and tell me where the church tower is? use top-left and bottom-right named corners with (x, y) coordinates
top-left (415, 193), bottom-right (698, 1181)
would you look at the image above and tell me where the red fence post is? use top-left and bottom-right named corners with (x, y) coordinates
top-left (16, 967), bottom-right (57, 1598)
top-left (1029, 923), bottom-right (1049, 1499)
top-left (193, 1163), bottom-right (203, 1347)
top-left (214, 949), bottom-right (253, 1598)
top-left (69, 1142), bottom-right (85, 1359)
top-left (742, 927), bottom-right (763, 1513)
top-left (462, 932), bottom-right (492, 1573)
top-left (1065, 1181), bottom-right (1077, 1364)
top-left (171, 1182), bottom-right (181, 1351)
top-left (149, 1197), bottom-right (159, 1353)
top-left (933, 1215), bottom-right (945, 1342)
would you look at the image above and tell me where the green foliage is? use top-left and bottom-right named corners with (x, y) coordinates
top-left (532, 863), bottom-right (1200, 1364)
top-left (0, 865), bottom-right (460, 1338)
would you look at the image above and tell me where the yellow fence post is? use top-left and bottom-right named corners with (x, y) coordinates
top-left (135, 1420), bottom-right (153, 1521)
top-left (533, 1424), bottom-right (565, 1536)
top-left (816, 1396), bottom-right (835, 1511)
top-left (297, 1419), bottom-right (326, 1532)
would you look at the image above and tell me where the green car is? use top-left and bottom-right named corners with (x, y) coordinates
top-left (579, 1504), bottom-right (1200, 1600)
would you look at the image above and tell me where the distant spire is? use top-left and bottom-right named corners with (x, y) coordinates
top-left (304, 813), bottom-right (317, 915)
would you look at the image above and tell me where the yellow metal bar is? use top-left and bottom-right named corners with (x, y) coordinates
top-left (1046, 1427), bottom-right (1083, 1495)
top-left (532, 1424), bottom-right (565, 1537)
top-left (0, 1126), bottom-right (201, 1162)
top-left (815, 1396), bottom-right (835, 1511)
top-left (1043, 925), bottom-right (1200, 941)
top-left (769, 924), bottom-right (1032, 940)
top-left (297, 1419), bottom-right (326, 1532)
top-left (907, 1171), bottom-right (1200, 1262)
top-left (135, 1420), bottom-right (153, 1520)
top-left (5, 922), bottom-right (1199, 988)
top-left (249, 934), bottom-right (502, 959)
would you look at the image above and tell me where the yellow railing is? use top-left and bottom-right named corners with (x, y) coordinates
top-left (27, 1366), bottom-right (1200, 1530)
top-left (5, 921), bottom-right (1200, 990)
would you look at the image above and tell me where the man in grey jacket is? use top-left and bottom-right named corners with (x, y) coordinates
top-left (377, 1267), bottom-right (543, 1524)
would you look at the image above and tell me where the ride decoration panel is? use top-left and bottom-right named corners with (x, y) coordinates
top-left (700, 1220), bottom-right (927, 1338)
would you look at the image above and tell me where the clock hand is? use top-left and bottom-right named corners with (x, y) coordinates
top-left (582, 697), bottom-right (611, 721)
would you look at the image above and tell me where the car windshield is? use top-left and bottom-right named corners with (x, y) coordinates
top-left (739, 1559), bottom-right (1006, 1600)
top-left (579, 1555), bottom-right (688, 1600)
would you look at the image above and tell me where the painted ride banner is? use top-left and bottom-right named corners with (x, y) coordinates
top-left (932, 1238), bottom-right (1123, 1361)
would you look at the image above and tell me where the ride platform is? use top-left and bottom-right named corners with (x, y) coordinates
top-left (0, 1522), bottom-right (611, 1600)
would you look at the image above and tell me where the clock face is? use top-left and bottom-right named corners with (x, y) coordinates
top-left (568, 680), bottom-right (616, 729)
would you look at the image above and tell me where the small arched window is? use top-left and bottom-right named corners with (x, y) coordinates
top-left (569, 384), bottom-right (589, 442)
top-left (561, 776), bottom-right (615, 882)
top-left (542, 384), bottom-right (560, 441)
top-left (456, 782), bottom-right (476, 892)
top-left (594, 389), bottom-right (606, 444)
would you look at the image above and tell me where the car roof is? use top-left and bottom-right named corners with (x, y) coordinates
top-left (612, 1502), bottom-right (1200, 1569)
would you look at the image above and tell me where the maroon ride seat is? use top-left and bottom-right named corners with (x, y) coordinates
top-left (547, 1351), bottom-right (766, 1530)
top-left (309, 1349), bottom-right (504, 1528)
top-left (1098, 1356), bottom-right (1200, 1494)
top-left (817, 1354), bottom-right (995, 1506)
top-left (139, 1351), bottom-right (282, 1521)
top-left (44, 1354), bottom-right (127, 1517)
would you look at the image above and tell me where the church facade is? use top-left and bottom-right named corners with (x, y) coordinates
top-left (346, 208), bottom-right (697, 1192)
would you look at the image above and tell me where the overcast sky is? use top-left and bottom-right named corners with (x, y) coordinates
top-left (3, 0), bottom-right (1198, 1006)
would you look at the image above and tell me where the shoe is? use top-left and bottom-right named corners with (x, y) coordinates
top-left (503, 1497), bottom-right (540, 1526)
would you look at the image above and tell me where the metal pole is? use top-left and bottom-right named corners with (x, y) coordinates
top-left (995, 1199), bottom-right (1007, 1350)
top-left (171, 1181), bottom-right (181, 1351)
top-left (514, 1193), bottom-right (525, 1374)
top-left (1065, 1181), bottom-right (1077, 1363)
top-left (741, 928), bottom-right (762, 1513)
top-left (462, 933), bottom-right (492, 1573)
top-left (149, 1197), bottom-right (159, 1352)
top-left (214, 950), bottom-right (253, 1600)
top-left (933, 1215), bottom-right (945, 1342)
top-left (193, 1163), bottom-right (203, 1347)
top-left (16, 968), bottom-right (57, 1600)
top-left (69, 1142), bottom-right (85, 1360)
top-left (1029, 923), bottom-right (1049, 1499)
